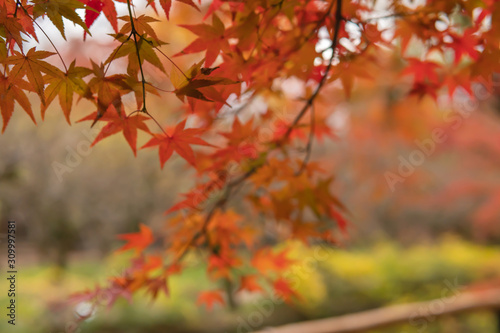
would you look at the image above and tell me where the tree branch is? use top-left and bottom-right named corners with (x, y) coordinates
top-left (171, 0), bottom-right (344, 263)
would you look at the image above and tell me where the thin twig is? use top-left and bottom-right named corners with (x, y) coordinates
top-left (145, 81), bottom-right (175, 93)
top-left (19, 3), bottom-right (68, 72)
top-left (126, 0), bottom-right (147, 112)
top-left (144, 110), bottom-right (168, 136)
top-left (295, 103), bottom-right (315, 176)
top-left (152, 44), bottom-right (190, 80)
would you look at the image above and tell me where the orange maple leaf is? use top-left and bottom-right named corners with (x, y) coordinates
top-left (196, 290), bottom-right (225, 310)
top-left (5, 48), bottom-right (60, 103)
top-left (251, 248), bottom-right (294, 274)
top-left (117, 223), bottom-right (154, 254)
top-left (176, 14), bottom-right (227, 66)
top-left (78, 105), bottom-right (150, 156)
top-left (238, 275), bottom-right (262, 293)
top-left (0, 74), bottom-right (36, 133)
top-left (142, 119), bottom-right (213, 168)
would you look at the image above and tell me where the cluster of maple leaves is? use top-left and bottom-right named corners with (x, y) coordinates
top-left (1, 0), bottom-right (499, 312)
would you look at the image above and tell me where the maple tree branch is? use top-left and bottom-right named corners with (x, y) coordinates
top-left (303, 0), bottom-right (337, 45)
top-left (247, 2), bottom-right (283, 60)
top-left (126, 0), bottom-right (148, 112)
top-left (171, 0), bottom-right (343, 267)
top-left (358, 10), bottom-right (429, 24)
top-left (13, 0), bottom-right (20, 17)
top-left (295, 102), bottom-right (316, 176)
top-left (283, 0), bottom-right (341, 140)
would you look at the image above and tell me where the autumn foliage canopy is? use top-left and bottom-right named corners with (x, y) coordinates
top-left (1, 0), bottom-right (499, 311)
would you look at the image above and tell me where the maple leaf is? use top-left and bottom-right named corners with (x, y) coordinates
top-left (329, 207), bottom-right (348, 235)
top-left (78, 105), bottom-right (151, 155)
top-left (87, 60), bottom-right (132, 120)
top-left (238, 275), bottom-right (262, 293)
top-left (117, 223), bottom-right (154, 254)
top-left (207, 254), bottom-right (240, 279)
top-left (117, 14), bottom-right (163, 44)
top-left (0, 6), bottom-right (26, 48)
top-left (401, 58), bottom-right (441, 85)
top-left (7, 3), bottom-right (38, 42)
top-left (0, 74), bottom-right (36, 133)
top-left (211, 117), bottom-right (258, 164)
top-left (42, 60), bottom-right (92, 123)
top-left (142, 255), bottom-right (163, 271)
top-left (291, 220), bottom-right (322, 243)
top-left (32, 0), bottom-right (89, 39)
top-left (106, 32), bottom-right (166, 77)
top-left (443, 67), bottom-right (474, 97)
top-left (81, 0), bottom-right (126, 37)
top-left (202, 0), bottom-right (244, 20)
top-left (273, 278), bottom-right (297, 303)
top-left (159, 0), bottom-right (172, 19)
top-left (446, 29), bottom-right (480, 64)
top-left (175, 14), bottom-right (228, 66)
top-left (330, 55), bottom-right (374, 98)
top-left (165, 263), bottom-right (183, 275)
top-left (141, 119), bottom-right (213, 167)
top-left (196, 290), bottom-right (225, 310)
top-left (251, 248), bottom-right (294, 274)
top-left (146, 276), bottom-right (168, 300)
top-left (170, 63), bottom-right (238, 108)
top-left (219, 117), bottom-right (256, 145)
top-left (5, 48), bottom-right (61, 103)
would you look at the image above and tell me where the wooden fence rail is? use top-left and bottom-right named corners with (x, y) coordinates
top-left (253, 288), bottom-right (500, 333)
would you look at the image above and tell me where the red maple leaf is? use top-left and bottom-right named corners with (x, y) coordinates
top-left (401, 58), bottom-right (441, 85)
top-left (447, 29), bottom-right (480, 64)
top-left (117, 223), bottom-right (154, 254)
top-left (141, 119), bottom-right (213, 168)
top-left (81, 0), bottom-right (126, 38)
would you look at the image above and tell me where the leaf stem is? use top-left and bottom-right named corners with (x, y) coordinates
top-left (19, 3), bottom-right (68, 72)
top-left (152, 45), bottom-right (190, 80)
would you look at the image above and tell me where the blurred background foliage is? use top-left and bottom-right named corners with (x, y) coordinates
top-left (1, 2), bottom-right (500, 333)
